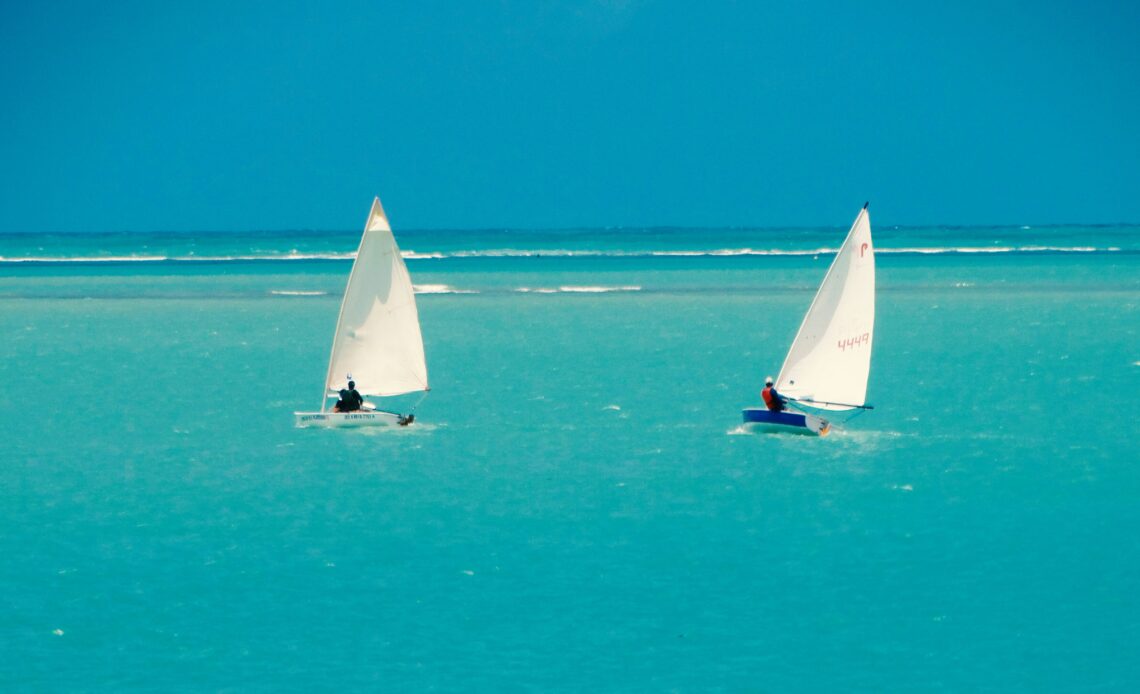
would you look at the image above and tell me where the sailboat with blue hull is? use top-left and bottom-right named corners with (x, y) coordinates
top-left (743, 203), bottom-right (876, 436)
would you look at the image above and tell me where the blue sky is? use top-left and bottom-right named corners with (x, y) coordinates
top-left (1, 1), bottom-right (1137, 231)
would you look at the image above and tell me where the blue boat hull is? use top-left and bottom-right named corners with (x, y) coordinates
top-left (742, 408), bottom-right (831, 436)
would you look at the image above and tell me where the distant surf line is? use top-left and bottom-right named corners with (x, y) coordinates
top-left (0, 246), bottom-right (1128, 265)
top-left (11, 281), bottom-right (1135, 301)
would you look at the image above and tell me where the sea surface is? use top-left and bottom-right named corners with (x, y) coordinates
top-left (2, 224), bottom-right (1138, 690)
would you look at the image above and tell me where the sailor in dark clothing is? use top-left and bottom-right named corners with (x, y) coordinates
top-left (334, 380), bottom-right (365, 412)
top-left (761, 376), bottom-right (787, 412)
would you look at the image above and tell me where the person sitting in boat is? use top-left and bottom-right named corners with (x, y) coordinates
top-left (762, 376), bottom-right (787, 412)
top-left (334, 380), bottom-right (364, 412)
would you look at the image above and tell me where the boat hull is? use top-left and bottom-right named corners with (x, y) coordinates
top-left (294, 410), bottom-right (411, 428)
top-left (742, 408), bottom-right (830, 436)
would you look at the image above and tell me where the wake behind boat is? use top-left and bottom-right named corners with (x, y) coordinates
top-left (743, 203), bottom-right (876, 436)
top-left (295, 196), bottom-right (429, 428)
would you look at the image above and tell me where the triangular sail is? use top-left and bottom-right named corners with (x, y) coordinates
top-left (775, 205), bottom-right (874, 411)
top-left (323, 197), bottom-right (428, 405)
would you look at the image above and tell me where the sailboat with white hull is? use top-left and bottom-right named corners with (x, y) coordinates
top-left (743, 203), bottom-right (875, 436)
top-left (295, 196), bottom-right (429, 428)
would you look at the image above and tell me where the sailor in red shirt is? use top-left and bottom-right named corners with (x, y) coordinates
top-left (761, 376), bottom-right (787, 412)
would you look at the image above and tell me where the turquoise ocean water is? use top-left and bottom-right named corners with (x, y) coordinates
top-left (2, 224), bottom-right (1138, 689)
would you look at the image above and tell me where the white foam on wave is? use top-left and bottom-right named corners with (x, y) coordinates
top-left (515, 285), bottom-right (641, 293)
top-left (270, 290), bottom-right (328, 296)
top-left (0, 252), bottom-right (356, 263)
top-left (350, 421), bottom-right (440, 437)
top-left (172, 251), bottom-right (356, 262)
top-left (0, 255), bottom-right (172, 263)
top-left (1017, 246), bottom-right (1099, 252)
top-left (451, 247), bottom-right (837, 258)
top-left (413, 284), bottom-right (478, 294)
top-left (450, 247), bottom-right (838, 258)
top-left (452, 248), bottom-right (586, 258)
top-left (558, 285), bottom-right (641, 293)
top-left (211, 252), bottom-right (356, 261)
top-left (440, 245), bottom-right (1123, 259)
top-left (650, 247), bottom-right (833, 257)
top-left (0, 250), bottom-right (447, 263)
top-left (886, 246), bottom-right (1104, 254)
top-left (894, 247), bottom-right (1013, 254)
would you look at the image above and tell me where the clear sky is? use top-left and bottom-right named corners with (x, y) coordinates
top-left (2, 1), bottom-right (1138, 231)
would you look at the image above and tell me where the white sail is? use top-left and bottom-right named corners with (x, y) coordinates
top-left (775, 205), bottom-right (874, 411)
top-left (323, 197), bottom-right (428, 403)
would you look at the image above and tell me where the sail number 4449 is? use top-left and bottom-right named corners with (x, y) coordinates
top-left (838, 332), bottom-right (871, 351)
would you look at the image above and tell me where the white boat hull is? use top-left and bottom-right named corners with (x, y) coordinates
top-left (294, 410), bottom-right (412, 428)
top-left (741, 408), bottom-right (831, 436)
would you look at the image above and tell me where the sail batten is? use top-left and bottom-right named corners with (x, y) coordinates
top-left (775, 207), bottom-right (875, 411)
top-left (322, 197), bottom-right (429, 404)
